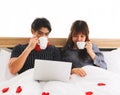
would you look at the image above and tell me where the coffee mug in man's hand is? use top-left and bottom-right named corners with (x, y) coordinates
top-left (76, 42), bottom-right (86, 49)
top-left (39, 37), bottom-right (48, 49)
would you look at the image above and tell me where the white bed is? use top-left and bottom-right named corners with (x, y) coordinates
top-left (0, 37), bottom-right (120, 95)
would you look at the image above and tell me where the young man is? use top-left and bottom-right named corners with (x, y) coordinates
top-left (8, 17), bottom-right (61, 74)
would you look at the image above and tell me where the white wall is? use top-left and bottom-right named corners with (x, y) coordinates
top-left (0, 0), bottom-right (119, 38)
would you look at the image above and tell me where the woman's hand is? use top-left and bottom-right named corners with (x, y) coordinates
top-left (85, 41), bottom-right (92, 52)
top-left (71, 68), bottom-right (87, 77)
top-left (85, 41), bottom-right (96, 60)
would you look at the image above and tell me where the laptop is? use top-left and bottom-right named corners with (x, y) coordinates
top-left (33, 59), bottom-right (72, 82)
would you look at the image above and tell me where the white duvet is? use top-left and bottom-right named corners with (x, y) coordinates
top-left (0, 66), bottom-right (120, 95)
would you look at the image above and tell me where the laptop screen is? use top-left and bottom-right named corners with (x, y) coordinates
top-left (33, 59), bottom-right (72, 82)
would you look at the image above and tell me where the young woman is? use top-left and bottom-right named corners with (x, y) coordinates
top-left (62, 20), bottom-right (107, 77)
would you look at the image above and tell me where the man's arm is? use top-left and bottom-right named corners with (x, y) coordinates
top-left (8, 37), bottom-right (38, 74)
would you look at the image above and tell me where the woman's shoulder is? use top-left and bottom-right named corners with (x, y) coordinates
top-left (92, 43), bottom-right (98, 48)
top-left (91, 43), bottom-right (101, 52)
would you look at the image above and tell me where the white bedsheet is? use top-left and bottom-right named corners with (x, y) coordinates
top-left (0, 66), bottom-right (120, 95)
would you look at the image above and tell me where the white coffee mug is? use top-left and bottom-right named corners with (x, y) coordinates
top-left (76, 41), bottom-right (86, 49)
top-left (39, 37), bottom-right (48, 49)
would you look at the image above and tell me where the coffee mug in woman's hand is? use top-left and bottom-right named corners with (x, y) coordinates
top-left (76, 41), bottom-right (86, 49)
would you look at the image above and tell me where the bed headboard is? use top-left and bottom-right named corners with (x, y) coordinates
top-left (0, 37), bottom-right (120, 49)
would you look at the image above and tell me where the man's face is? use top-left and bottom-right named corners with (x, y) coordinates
top-left (32, 27), bottom-right (50, 38)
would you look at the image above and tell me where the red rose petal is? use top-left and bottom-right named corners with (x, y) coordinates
top-left (41, 92), bottom-right (50, 95)
top-left (97, 83), bottom-right (106, 86)
top-left (46, 92), bottom-right (50, 95)
top-left (2, 87), bottom-right (9, 93)
top-left (42, 92), bottom-right (45, 95)
top-left (85, 91), bottom-right (93, 95)
top-left (16, 86), bottom-right (22, 93)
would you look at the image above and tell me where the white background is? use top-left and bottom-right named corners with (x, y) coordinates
top-left (0, 0), bottom-right (119, 38)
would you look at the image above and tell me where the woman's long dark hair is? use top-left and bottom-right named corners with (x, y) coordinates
top-left (62, 20), bottom-right (90, 60)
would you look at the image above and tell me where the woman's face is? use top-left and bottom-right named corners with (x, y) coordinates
top-left (32, 27), bottom-right (49, 38)
top-left (72, 32), bottom-right (86, 44)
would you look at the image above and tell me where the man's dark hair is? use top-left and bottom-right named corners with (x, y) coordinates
top-left (31, 17), bottom-right (52, 32)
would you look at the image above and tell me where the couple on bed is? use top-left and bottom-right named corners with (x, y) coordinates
top-left (8, 17), bottom-right (107, 78)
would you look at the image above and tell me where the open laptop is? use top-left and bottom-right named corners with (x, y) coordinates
top-left (33, 59), bottom-right (72, 82)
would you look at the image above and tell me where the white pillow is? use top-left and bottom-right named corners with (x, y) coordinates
top-left (0, 48), bottom-right (16, 82)
top-left (102, 48), bottom-right (120, 75)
